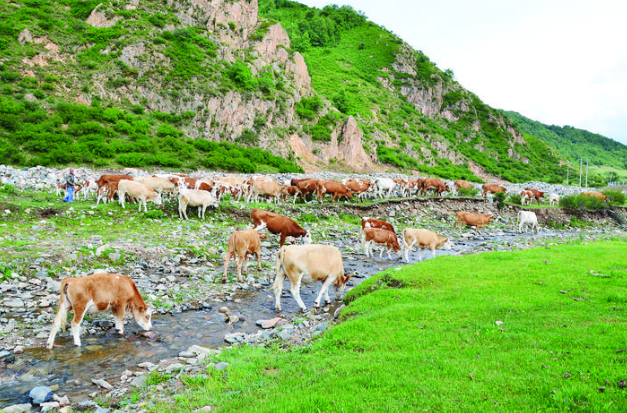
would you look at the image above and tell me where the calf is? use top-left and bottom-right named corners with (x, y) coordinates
top-left (295, 179), bottom-right (319, 203)
top-left (361, 227), bottom-right (401, 260)
top-left (273, 244), bottom-right (350, 312)
top-left (372, 178), bottom-right (396, 198)
top-left (456, 211), bottom-right (494, 235)
top-left (279, 185), bottom-right (300, 204)
top-left (178, 188), bottom-right (217, 220)
top-left (481, 184), bottom-right (506, 197)
top-left (118, 180), bottom-right (162, 212)
top-left (251, 209), bottom-right (312, 246)
top-left (360, 217), bottom-right (396, 235)
top-left (402, 228), bottom-right (452, 262)
top-left (95, 174), bottom-right (132, 190)
top-left (525, 187), bottom-right (545, 204)
top-left (341, 178), bottom-right (371, 200)
top-left (520, 190), bottom-right (535, 206)
top-left (518, 211), bottom-right (539, 233)
top-left (78, 179), bottom-right (98, 200)
top-left (316, 180), bottom-right (353, 203)
top-left (222, 228), bottom-right (268, 283)
top-left (46, 273), bottom-right (152, 349)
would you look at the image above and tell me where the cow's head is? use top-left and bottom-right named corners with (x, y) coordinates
top-left (153, 192), bottom-right (162, 206)
top-left (442, 238), bottom-right (453, 250)
top-left (134, 306), bottom-right (153, 331)
top-left (302, 231), bottom-right (312, 245)
top-left (333, 273), bottom-right (352, 299)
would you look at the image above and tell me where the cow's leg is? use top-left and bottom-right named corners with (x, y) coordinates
top-left (279, 233), bottom-right (287, 247)
top-left (272, 269), bottom-right (287, 312)
top-left (315, 276), bottom-right (336, 308)
top-left (111, 306), bottom-right (125, 335)
top-left (255, 249), bottom-right (262, 271)
top-left (222, 251), bottom-right (233, 283)
top-left (385, 247), bottom-right (393, 260)
top-left (431, 246), bottom-right (437, 259)
top-left (47, 298), bottom-right (71, 349)
top-left (419, 247), bottom-right (424, 262)
top-left (237, 254), bottom-right (246, 282)
top-left (119, 190), bottom-right (126, 209)
top-left (70, 301), bottom-right (88, 347)
top-left (405, 240), bottom-right (416, 263)
top-left (379, 245), bottom-right (385, 259)
top-left (290, 274), bottom-right (307, 311)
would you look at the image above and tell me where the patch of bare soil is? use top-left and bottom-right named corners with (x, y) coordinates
top-left (36, 207), bottom-right (62, 218)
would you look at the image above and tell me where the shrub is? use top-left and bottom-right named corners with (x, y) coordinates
top-left (131, 105), bottom-right (144, 115)
top-left (227, 60), bottom-right (258, 91)
top-left (117, 152), bottom-right (147, 167)
top-left (602, 190), bottom-right (626, 206)
top-left (296, 96), bottom-right (322, 120)
top-left (508, 193), bottom-right (522, 205)
top-left (560, 194), bottom-right (604, 211)
top-left (236, 128), bottom-right (259, 146)
top-left (144, 210), bottom-right (165, 219)
top-left (458, 187), bottom-right (479, 197)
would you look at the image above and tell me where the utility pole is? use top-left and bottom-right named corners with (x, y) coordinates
top-left (579, 158), bottom-right (582, 187)
top-left (585, 158), bottom-right (588, 187)
top-left (566, 161), bottom-right (569, 185)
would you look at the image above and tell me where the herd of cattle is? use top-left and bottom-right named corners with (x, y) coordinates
top-left (45, 173), bottom-right (610, 349)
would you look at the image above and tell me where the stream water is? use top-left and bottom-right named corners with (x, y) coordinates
top-left (0, 229), bottom-right (577, 407)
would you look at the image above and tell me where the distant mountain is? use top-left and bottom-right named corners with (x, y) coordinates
top-left (502, 111), bottom-right (627, 179)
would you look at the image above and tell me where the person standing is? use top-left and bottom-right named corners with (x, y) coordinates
top-left (63, 168), bottom-right (75, 203)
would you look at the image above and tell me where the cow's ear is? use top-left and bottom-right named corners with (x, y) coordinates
top-left (344, 274), bottom-right (352, 283)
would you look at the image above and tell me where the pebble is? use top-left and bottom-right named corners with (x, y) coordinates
top-left (29, 385), bottom-right (53, 404)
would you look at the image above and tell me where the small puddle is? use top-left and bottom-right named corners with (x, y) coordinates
top-left (0, 229), bottom-right (577, 407)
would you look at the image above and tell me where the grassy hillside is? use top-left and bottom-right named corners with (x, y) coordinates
top-left (259, 0), bottom-right (568, 183)
top-left (503, 110), bottom-right (627, 182)
top-left (0, 0), bottom-right (571, 183)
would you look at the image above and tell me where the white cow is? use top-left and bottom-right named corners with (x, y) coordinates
top-left (548, 193), bottom-right (560, 206)
top-left (117, 180), bottom-right (162, 212)
top-left (372, 178), bottom-right (396, 198)
top-left (178, 187), bottom-right (217, 220)
top-left (517, 211), bottom-right (539, 233)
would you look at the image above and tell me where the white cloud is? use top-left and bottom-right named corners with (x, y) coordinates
top-left (297, 0), bottom-right (627, 145)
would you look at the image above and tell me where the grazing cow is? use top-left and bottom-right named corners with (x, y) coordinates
top-left (525, 188), bottom-right (545, 204)
top-left (341, 178), bottom-right (371, 200)
top-left (454, 180), bottom-right (473, 195)
top-left (273, 244), bottom-right (350, 312)
top-left (456, 211), bottom-right (494, 235)
top-left (46, 273), bottom-right (152, 349)
top-left (520, 190), bottom-right (535, 206)
top-left (361, 227), bottom-right (402, 260)
top-left (222, 228), bottom-right (268, 283)
top-left (402, 228), bottom-right (453, 263)
top-left (279, 185), bottom-right (300, 204)
top-left (133, 176), bottom-right (177, 197)
top-left (517, 211), bottom-right (539, 233)
top-left (481, 184), bottom-right (506, 197)
top-left (422, 178), bottom-right (450, 196)
top-left (117, 180), bottom-right (162, 212)
top-left (167, 176), bottom-right (211, 191)
top-left (393, 179), bottom-right (411, 197)
top-left (582, 191), bottom-right (607, 201)
top-left (291, 178), bottom-right (315, 187)
top-left (95, 174), bottom-right (133, 190)
top-left (372, 178), bottom-right (396, 198)
top-left (178, 188), bottom-right (217, 220)
top-left (360, 217), bottom-right (396, 235)
top-left (212, 180), bottom-right (241, 201)
top-left (250, 209), bottom-right (312, 246)
top-left (548, 193), bottom-right (560, 206)
top-left (295, 179), bottom-right (319, 203)
top-left (248, 179), bottom-right (284, 203)
top-left (316, 180), bottom-right (353, 203)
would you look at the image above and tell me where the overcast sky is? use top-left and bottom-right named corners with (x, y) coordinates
top-left (298, 0), bottom-right (627, 146)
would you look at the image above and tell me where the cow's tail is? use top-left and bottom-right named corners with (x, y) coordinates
top-left (58, 280), bottom-right (72, 331)
top-left (272, 246), bottom-right (287, 294)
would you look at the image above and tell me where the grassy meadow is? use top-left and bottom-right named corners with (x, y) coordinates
top-left (156, 240), bottom-right (627, 412)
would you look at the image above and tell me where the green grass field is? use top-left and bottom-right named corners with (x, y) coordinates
top-left (150, 240), bottom-right (627, 412)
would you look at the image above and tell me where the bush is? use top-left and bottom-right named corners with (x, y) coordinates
top-left (227, 60), bottom-right (258, 91)
top-left (144, 210), bottom-right (165, 219)
top-left (458, 187), bottom-right (479, 197)
top-left (560, 194), bottom-right (604, 211)
top-left (508, 193), bottom-right (522, 205)
top-left (602, 190), bottom-right (626, 206)
top-left (117, 152), bottom-right (147, 167)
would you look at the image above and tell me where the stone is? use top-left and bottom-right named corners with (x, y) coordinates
top-left (29, 385), bottom-right (54, 404)
top-left (130, 375), bottom-right (147, 387)
top-left (214, 362), bottom-right (229, 371)
top-left (91, 378), bottom-right (113, 390)
top-left (257, 317), bottom-right (284, 329)
top-left (193, 406), bottom-right (213, 413)
top-left (165, 363), bottom-right (185, 373)
top-left (4, 298), bottom-right (25, 308)
top-left (1, 404), bottom-right (32, 413)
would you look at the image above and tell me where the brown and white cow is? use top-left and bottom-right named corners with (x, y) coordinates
top-left (361, 227), bottom-right (402, 260)
top-left (250, 209), bottom-right (312, 246)
top-left (117, 180), bottom-right (162, 212)
top-left (360, 217), bottom-right (396, 235)
top-left (46, 273), bottom-right (152, 349)
top-left (273, 244), bottom-right (350, 312)
top-left (95, 174), bottom-right (133, 190)
top-left (401, 228), bottom-right (452, 262)
top-left (456, 211), bottom-right (494, 235)
top-left (520, 190), bottom-right (535, 206)
top-left (341, 179), bottom-right (371, 200)
top-left (279, 185), bottom-right (301, 204)
top-left (524, 187), bottom-right (545, 204)
top-left (422, 178), bottom-right (450, 196)
top-left (481, 184), bottom-right (506, 197)
top-left (316, 180), bottom-right (353, 203)
top-left (222, 228), bottom-right (268, 283)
